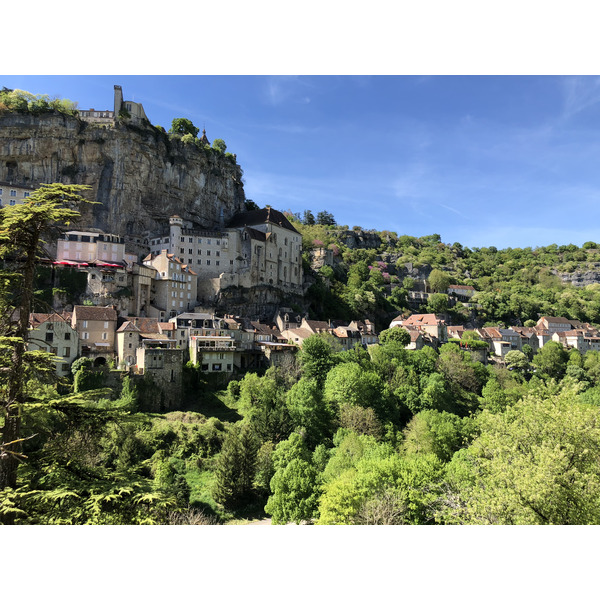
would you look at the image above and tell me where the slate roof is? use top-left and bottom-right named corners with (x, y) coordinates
top-left (303, 320), bottom-right (331, 332)
top-left (227, 207), bottom-right (299, 234)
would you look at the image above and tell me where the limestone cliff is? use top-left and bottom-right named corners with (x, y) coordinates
top-left (0, 111), bottom-right (246, 236)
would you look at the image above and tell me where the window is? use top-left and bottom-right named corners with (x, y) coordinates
top-left (83, 332), bottom-right (90, 340)
top-left (10, 190), bottom-right (16, 197)
top-left (24, 192), bottom-right (30, 198)
top-left (82, 320), bottom-right (88, 328)
top-left (188, 238), bottom-right (193, 243)
top-left (181, 237), bottom-right (185, 242)
top-left (197, 249), bottom-right (202, 254)
top-left (216, 261), bottom-right (220, 266)
top-left (64, 332), bottom-right (71, 340)
top-left (206, 260), bottom-right (210, 266)
top-left (206, 250), bottom-right (211, 256)
top-left (45, 332), bottom-right (54, 342)
top-left (102, 332), bottom-right (108, 340)
top-left (216, 251), bottom-right (220, 257)
top-left (63, 347), bottom-right (70, 357)
top-left (104, 321), bottom-right (109, 328)
top-left (197, 260), bottom-right (201, 265)
top-left (207, 239), bottom-right (211, 245)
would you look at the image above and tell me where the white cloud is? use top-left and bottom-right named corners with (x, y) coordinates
top-left (561, 76), bottom-right (600, 120)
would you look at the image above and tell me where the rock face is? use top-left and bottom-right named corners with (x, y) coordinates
top-left (0, 112), bottom-right (246, 236)
top-left (331, 228), bottom-right (382, 250)
top-left (556, 265), bottom-right (600, 287)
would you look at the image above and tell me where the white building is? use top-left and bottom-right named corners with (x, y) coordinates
top-left (0, 181), bottom-right (35, 208)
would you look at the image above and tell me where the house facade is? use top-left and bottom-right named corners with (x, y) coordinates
top-left (29, 312), bottom-right (80, 375)
top-left (71, 305), bottom-right (118, 364)
top-left (0, 181), bottom-right (34, 208)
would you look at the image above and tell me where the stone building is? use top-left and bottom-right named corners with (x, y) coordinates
top-left (135, 345), bottom-right (184, 411)
top-left (29, 312), bottom-right (80, 375)
top-left (142, 249), bottom-right (198, 319)
top-left (225, 207), bottom-right (303, 293)
top-left (56, 230), bottom-right (127, 265)
top-left (146, 208), bottom-right (303, 305)
top-left (71, 305), bottom-right (118, 364)
top-left (189, 333), bottom-right (236, 373)
top-left (78, 85), bottom-right (149, 125)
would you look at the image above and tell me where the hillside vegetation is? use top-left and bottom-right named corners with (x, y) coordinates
top-left (288, 211), bottom-right (600, 329)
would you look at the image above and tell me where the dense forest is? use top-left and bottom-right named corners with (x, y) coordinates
top-left (3, 186), bottom-right (600, 525)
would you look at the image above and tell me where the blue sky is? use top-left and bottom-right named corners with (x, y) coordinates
top-left (4, 74), bottom-right (600, 251)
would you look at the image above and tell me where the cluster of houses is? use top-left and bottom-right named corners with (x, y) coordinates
top-left (29, 305), bottom-right (380, 375)
top-left (30, 303), bottom-right (600, 404)
top-left (26, 305), bottom-right (380, 407)
top-left (390, 313), bottom-right (600, 360)
top-left (49, 206), bottom-right (304, 319)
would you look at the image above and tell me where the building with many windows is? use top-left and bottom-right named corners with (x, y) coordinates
top-left (29, 312), bottom-right (80, 375)
top-left (0, 181), bottom-right (35, 208)
top-left (142, 250), bottom-right (198, 319)
top-left (71, 305), bottom-right (118, 364)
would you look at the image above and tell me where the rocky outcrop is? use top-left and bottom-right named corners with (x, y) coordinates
top-left (331, 228), bottom-right (382, 250)
top-left (555, 265), bottom-right (600, 287)
top-left (216, 284), bottom-right (305, 321)
top-left (0, 112), bottom-right (246, 236)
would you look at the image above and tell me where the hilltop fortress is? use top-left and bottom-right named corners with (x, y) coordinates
top-left (0, 85), bottom-right (245, 237)
top-left (0, 85), bottom-right (304, 316)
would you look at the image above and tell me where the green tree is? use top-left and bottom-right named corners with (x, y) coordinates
top-left (264, 433), bottom-right (321, 524)
top-left (402, 410), bottom-right (466, 462)
top-left (504, 350), bottom-right (529, 373)
top-left (428, 269), bottom-right (451, 293)
top-left (212, 138), bottom-right (227, 153)
top-left (0, 183), bottom-right (91, 494)
top-left (441, 386), bottom-right (600, 524)
top-left (213, 423), bottom-right (258, 508)
top-left (426, 293), bottom-right (449, 314)
top-left (323, 362), bottom-right (388, 420)
top-left (169, 118), bottom-right (199, 137)
top-left (318, 442), bottom-right (444, 525)
top-left (299, 334), bottom-right (337, 385)
top-left (532, 341), bottom-right (568, 380)
top-left (378, 327), bottom-right (411, 348)
top-left (286, 377), bottom-right (335, 447)
top-left (302, 210), bottom-right (316, 225)
top-left (316, 211), bottom-right (336, 226)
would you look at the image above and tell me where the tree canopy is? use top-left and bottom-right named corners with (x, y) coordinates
top-left (169, 118), bottom-right (199, 137)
